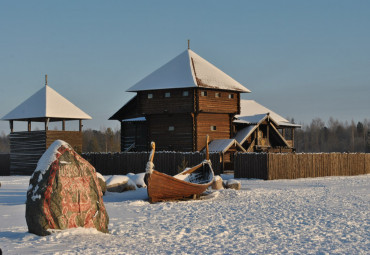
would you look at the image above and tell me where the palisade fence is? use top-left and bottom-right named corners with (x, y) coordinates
top-left (82, 152), bottom-right (222, 176)
top-left (235, 153), bottom-right (370, 180)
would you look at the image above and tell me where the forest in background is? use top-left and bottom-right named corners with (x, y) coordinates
top-left (0, 118), bottom-right (369, 153)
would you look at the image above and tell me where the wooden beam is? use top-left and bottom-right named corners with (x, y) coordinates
top-left (9, 120), bottom-right (14, 133)
top-left (28, 121), bottom-right (31, 132)
top-left (79, 120), bottom-right (82, 132)
top-left (45, 118), bottom-right (49, 131)
top-left (62, 120), bottom-right (66, 131)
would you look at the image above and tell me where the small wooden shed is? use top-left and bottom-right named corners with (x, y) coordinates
top-left (1, 76), bottom-right (91, 174)
top-left (233, 100), bottom-right (301, 152)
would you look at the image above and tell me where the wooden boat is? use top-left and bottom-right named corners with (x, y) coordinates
top-left (146, 136), bottom-right (214, 203)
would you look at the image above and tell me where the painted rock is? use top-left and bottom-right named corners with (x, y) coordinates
top-left (26, 140), bottom-right (109, 236)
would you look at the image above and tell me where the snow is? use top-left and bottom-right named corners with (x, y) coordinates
top-left (0, 174), bottom-right (369, 254)
top-left (234, 125), bottom-right (258, 145)
top-left (206, 139), bottom-right (245, 153)
top-left (236, 100), bottom-right (301, 127)
top-left (105, 175), bottom-right (136, 188)
top-left (127, 49), bottom-right (250, 93)
top-left (1, 85), bottom-right (92, 120)
top-left (127, 173), bottom-right (146, 188)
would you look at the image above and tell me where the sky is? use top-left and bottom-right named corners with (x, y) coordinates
top-left (0, 0), bottom-right (369, 134)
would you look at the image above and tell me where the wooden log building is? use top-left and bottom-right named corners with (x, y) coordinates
top-left (1, 75), bottom-right (91, 175)
top-left (110, 47), bottom-right (300, 157)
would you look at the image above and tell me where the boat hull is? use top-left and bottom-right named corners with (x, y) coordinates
top-left (146, 169), bottom-right (213, 203)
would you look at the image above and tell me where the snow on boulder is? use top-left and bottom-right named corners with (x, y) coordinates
top-left (224, 179), bottom-right (241, 190)
top-left (106, 175), bottom-right (137, 193)
top-left (211, 175), bottom-right (224, 190)
top-left (26, 140), bottom-right (109, 236)
top-left (96, 172), bottom-right (107, 195)
top-left (127, 173), bottom-right (147, 188)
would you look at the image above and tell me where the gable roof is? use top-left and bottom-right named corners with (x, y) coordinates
top-left (206, 139), bottom-right (246, 153)
top-left (2, 85), bottom-right (92, 121)
top-left (127, 49), bottom-right (251, 93)
top-left (235, 100), bottom-right (300, 127)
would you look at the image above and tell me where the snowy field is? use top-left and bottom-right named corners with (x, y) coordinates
top-left (0, 174), bottom-right (369, 254)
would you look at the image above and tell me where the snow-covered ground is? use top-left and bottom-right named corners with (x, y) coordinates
top-left (0, 174), bottom-right (369, 254)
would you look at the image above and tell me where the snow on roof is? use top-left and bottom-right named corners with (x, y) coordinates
top-left (236, 100), bottom-right (300, 127)
top-left (234, 125), bottom-right (258, 145)
top-left (127, 49), bottom-right (250, 93)
top-left (2, 85), bottom-right (92, 121)
top-left (206, 139), bottom-right (246, 153)
top-left (234, 113), bottom-right (268, 125)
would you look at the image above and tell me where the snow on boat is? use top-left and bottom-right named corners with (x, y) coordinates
top-left (145, 136), bottom-right (214, 203)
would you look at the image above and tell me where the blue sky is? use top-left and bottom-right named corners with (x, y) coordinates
top-left (1, 0), bottom-right (369, 134)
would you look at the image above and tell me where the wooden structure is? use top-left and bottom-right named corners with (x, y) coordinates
top-left (206, 139), bottom-right (246, 171)
top-left (145, 136), bottom-right (214, 203)
top-left (110, 48), bottom-right (251, 152)
top-left (234, 100), bottom-right (300, 152)
top-left (235, 153), bottom-right (370, 180)
top-left (1, 75), bottom-right (91, 174)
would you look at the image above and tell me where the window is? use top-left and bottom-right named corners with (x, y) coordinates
top-left (215, 92), bottom-right (221, 98)
top-left (228, 94), bottom-right (234, 99)
top-left (168, 126), bottom-right (175, 131)
top-left (201, 91), bottom-right (207, 97)
top-left (183, 91), bottom-right (189, 96)
top-left (148, 93), bottom-right (153, 99)
top-left (211, 126), bottom-right (217, 131)
top-left (165, 92), bottom-right (171, 98)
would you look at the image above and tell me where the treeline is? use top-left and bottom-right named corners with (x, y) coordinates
top-left (82, 128), bottom-right (121, 153)
top-left (294, 118), bottom-right (370, 153)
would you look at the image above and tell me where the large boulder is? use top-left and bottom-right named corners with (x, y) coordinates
top-left (106, 175), bottom-right (137, 193)
top-left (224, 179), bottom-right (241, 190)
top-left (26, 140), bottom-right (109, 236)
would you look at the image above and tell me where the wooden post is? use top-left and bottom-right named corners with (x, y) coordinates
top-left (292, 128), bottom-right (295, 147)
top-left (267, 124), bottom-right (270, 148)
top-left (79, 120), bottom-right (83, 132)
top-left (9, 120), bottom-right (14, 133)
top-left (62, 120), bottom-right (66, 131)
top-left (45, 118), bottom-right (49, 131)
top-left (28, 121), bottom-right (31, 132)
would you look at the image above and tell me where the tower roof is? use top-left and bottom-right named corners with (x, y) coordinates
top-left (2, 85), bottom-right (92, 121)
top-left (126, 49), bottom-right (251, 93)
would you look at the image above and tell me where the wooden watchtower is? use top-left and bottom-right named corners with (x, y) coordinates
top-left (110, 47), bottom-right (251, 152)
top-left (1, 76), bottom-right (91, 175)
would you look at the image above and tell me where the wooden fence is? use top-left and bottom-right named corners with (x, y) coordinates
top-left (0, 154), bottom-right (10, 176)
top-left (82, 152), bottom-right (222, 176)
top-left (235, 153), bottom-right (370, 180)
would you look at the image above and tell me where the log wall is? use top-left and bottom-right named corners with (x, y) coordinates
top-left (9, 130), bottom-right (83, 175)
top-left (196, 113), bottom-right (231, 150)
top-left (138, 89), bottom-right (194, 114)
top-left (235, 153), bottom-right (370, 180)
top-left (10, 131), bottom-right (47, 175)
top-left (149, 114), bottom-right (193, 151)
top-left (197, 89), bottom-right (239, 113)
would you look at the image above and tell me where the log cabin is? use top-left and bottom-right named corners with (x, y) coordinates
top-left (110, 48), bottom-right (300, 154)
top-left (1, 75), bottom-right (91, 174)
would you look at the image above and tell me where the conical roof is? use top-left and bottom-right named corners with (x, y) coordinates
top-left (2, 85), bottom-right (92, 121)
top-left (127, 49), bottom-right (251, 93)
